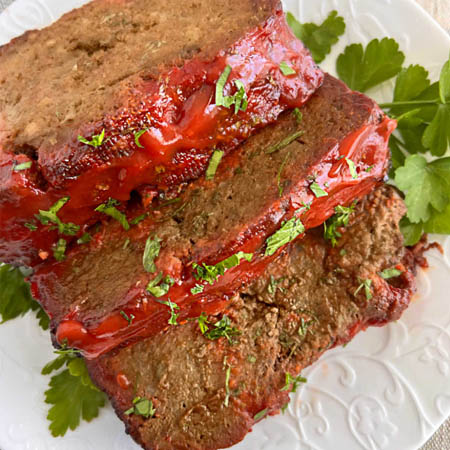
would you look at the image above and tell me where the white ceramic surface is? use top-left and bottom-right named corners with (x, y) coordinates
top-left (0, 1), bottom-right (449, 449)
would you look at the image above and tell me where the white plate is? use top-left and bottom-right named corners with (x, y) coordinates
top-left (0, 1), bottom-right (449, 449)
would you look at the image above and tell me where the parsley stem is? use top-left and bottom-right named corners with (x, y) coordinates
top-left (379, 99), bottom-right (439, 108)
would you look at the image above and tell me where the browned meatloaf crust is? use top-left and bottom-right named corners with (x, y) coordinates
top-left (31, 75), bottom-right (395, 358)
top-left (0, 0), bottom-right (323, 267)
top-left (87, 185), bottom-right (416, 450)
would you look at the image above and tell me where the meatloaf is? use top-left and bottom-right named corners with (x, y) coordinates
top-left (87, 185), bottom-right (416, 450)
top-left (31, 75), bottom-right (396, 358)
top-left (0, 0), bottom-right (323, 267)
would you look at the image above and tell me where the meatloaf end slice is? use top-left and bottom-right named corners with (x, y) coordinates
top-left (0, 0), bottom-right (323, 267)
top-left (86, 185), bottom-right (416, 450)
top-left (31, 75), bottom-right (396, 358)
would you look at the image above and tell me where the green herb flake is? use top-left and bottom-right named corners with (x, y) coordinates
top-left (254, 408), bottom-right (268, 421)
top-left (95, 198), bottom-right (130, 231)
top-left (206, 150), bottom-right (225, 181)
top-left (146, 273), bottom-right (175, 299)
top-left (14, 161), bottom-right (32, 171)
top-left (134, 129), bottom-right (148, 149)
top-left (293, 108), bottom-right (303, 124)
top-left (265, 131), bottom-right (304, 154)
top-left (354, 279), bottom-right (373, 300)
top-left (346, 158), bottom-right (358, 179)
top-left (197, 312), bottom-right (209, 334)
top-left (281, 372), bottom-right (307, 393)
top-left (204, 315), bottom-right (240, 344)
top-left (310, 182), bottom-right (328, 198)
top-left (379, 268), bottom-right (403, 280)
top-left (224, 358), bottom-right (232, 407)
top-left (247, 355), bottom-right (257, 364)
top-left (53, 239), bottom-right (67, 262)
top-left (191, 284), bottom-right (204, 295)
top-left (155, 298), bottom-right (179, 325)
top-left (124, 397), bottom-right (156, 419)
top-left (120, 310), bottom-right (135, 326)
top-left (130, 213), bottom-right (148, 226)
top-left (77, 233), bottom-right (92, 245)
top-left (265, 217), bottom-right (305, 256)
top-left (193, 252), bottom-right (253, 285)
top-left (286, 11), bottom-right (346, 64)
top-left (215, 65), bottom-right (248, 114)
top-left (25, 222), bottom-right (37, 232)
top-left (78, 128), bottom-right (106, 148)
top-left (323, 203), bottom-right (356, 247)
top-left (143, 236), bottom-right (161, 273)
top-left (279, 61), bottom-right (296, 76)
top-left (36, 197), bottom-right (80, 236)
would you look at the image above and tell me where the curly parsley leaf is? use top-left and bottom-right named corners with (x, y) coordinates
top-left (286, 11), bottom-right (345, 63)
top-left (337, 38), bottom-right (405, 92)
top-left (44, 360), bottom-right (106, 437)
top-left (0, 264), bottom-right (49, 329)
top-left (395, 155), bottom-right (450, 224)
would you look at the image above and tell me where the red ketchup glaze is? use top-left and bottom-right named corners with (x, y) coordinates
top-left (54, 117), bottom-right (397, 359)
top-left (0, 9), bottom-right (323, 267)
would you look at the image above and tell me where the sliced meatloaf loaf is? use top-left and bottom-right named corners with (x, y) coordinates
top-left (87, 185), bottom-right (416, 450)
top-left (0, 0), bottom-right (323, 267)
top-left (31, 75), bottom-right (396, 358)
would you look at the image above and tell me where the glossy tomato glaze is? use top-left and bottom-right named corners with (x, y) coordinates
top-left (0, 9), bottom-right (323, 267)
top-left (52, 117), bottom-right (397, 359)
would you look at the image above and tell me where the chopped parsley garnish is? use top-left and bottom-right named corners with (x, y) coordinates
top-left (125, 397), bottom-right (156, 419)
top-left (265, 131), bottom-right (304, 154)
top-left (36, 197), bottom-right (80, 236)
top-left (146, 272), bottom-right (174, 298)
top-left (120, 310), bottom-right (135, 326)
top-left (354, 279), bottom-right (373, 300)
top-left (380, 268), bottom-right (403, 279)
top-left (130, 213), bottom-right (148, 226)
top-left (279, 61), bottom-right (296, 76)
top-left (193, 252), bottom-right (253, 285)
top-left (0, 264), bottom-right (49, 330)
top-left (95, 198), bottom-right (130, 230)
top-left (204, 315), bottom-right (240, 344)
top-left (267, 275), bottom-right (285, 295)
top-left (346, 158), bottom-right (358, 179)
top-left (286, 10), bottom-right (346, 63)
top-left (310, 182), bottom-right (328, 198)
top-left (205, 150), bottom-right (224, 181)
top-left (248, 355), bottom-right (257, 364)
top-left (134, 128), bottom-right (148, 148)
top-left (14, 161), bottom-right (32, 171)
top-left (293, 107), bottom-right (303, 124)
top-left (366, 165), bottom-right (374, 173)
top-left (215, 65), bottom-right (248, 114)
top-left (265, 217), bottom-right (305, 256)
top-left (42, 351), bottom-right (106, 437)
top-left (53, 239), bottom-right (67, 262)
top-left (323, 203), bottom-right (356, 247)
top-left (281, 373), bottom-right (307, 393)
top-left (25, 222), bottom-right (37, 231)
top-left (254, 408), bottom-right (268, 421)
top-left (298, 317), bottom-right (316, 337)
top-left (77, 233), bottom-right (91, 245)
top-left (281, 403), bottom-right (289, 414)
top-left (143, 236), bottom-right (161, 273)
top-left (197, 312), bottom-right (209, 334)
top-left (191, 284), bottom-right (204, 295)
top-left (78, 129), bottom-right (106, 148)
top-left (155, 298), bottom-right (179, 326)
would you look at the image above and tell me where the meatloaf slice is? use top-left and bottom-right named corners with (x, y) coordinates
top-left (31, 75), bottom-right (396, 358)
top-left (0, 0), bottom-right (323, 267)
top-left (87, 185), bottom-right (416, 450)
